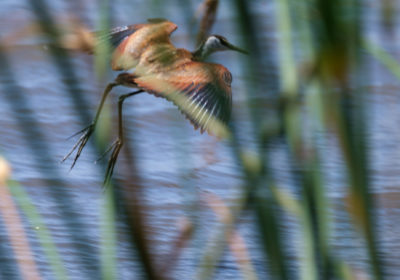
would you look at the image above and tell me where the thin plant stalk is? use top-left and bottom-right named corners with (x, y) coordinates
top-left (8, 180), bottom-right (68, 280)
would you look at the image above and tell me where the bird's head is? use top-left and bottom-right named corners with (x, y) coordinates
top-left (194, 35), bottom-right (248, 60)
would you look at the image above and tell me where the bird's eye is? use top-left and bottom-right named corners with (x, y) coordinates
top-left (218, 37), bottom-right (228, 46)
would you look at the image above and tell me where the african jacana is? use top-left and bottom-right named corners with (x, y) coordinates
top-left (63, 18), bottom-right (247, 182)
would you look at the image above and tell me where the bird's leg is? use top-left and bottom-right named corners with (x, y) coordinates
top-left (63, 82), bottom-right (118, 168)
top-left (104, 89), bottom-right (144, 183)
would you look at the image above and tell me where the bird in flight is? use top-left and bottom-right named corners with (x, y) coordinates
top-left (63, 18), bottom-right (247, 182)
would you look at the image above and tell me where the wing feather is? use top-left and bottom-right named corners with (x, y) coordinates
top-left (92, 20), bottom-right (178, 70)
top-left (95, 18), bottom-right (174, 51)
top-left (96, 24), bottom-right (143, 49)
top-left (133, 62), bottom-right (232, 137)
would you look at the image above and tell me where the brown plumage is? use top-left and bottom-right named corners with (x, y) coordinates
top-left (64, 18), bottom-right (246, 182)
top-left (103, 19), bottom-right (233, 134)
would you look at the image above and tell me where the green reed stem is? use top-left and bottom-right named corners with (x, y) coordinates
top-left (7, 180), bottom-right (68, 280)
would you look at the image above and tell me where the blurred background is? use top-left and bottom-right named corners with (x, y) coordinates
top-left (0, 0), bottom-right (400, 279)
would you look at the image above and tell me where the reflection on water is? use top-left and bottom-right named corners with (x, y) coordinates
top-left (1, 0), bottom-right (400, 279)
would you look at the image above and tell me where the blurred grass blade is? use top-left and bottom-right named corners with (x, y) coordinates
top-left (196, 0), bottom-right (219, 45)
top-left (316, 1), bottom-right (384, 277)
top-left (254, 182), bottom-right (290, 280)
top-left (334, 90), bottom-right (384, 280)
top-left (203, 192), bottom-right (257, 280)
top-left (0, 158), bottom-right (41, 280)
top-left (275, 0), bottom-right (298, 97)
top-left (94, 0), bottom-right (112, 78)
top-left (274, 0), bottom-right (320, 279)
top-left (195, 200), bottom-right (241, 280)
top-left (364, 39), bottom-right (400, 79)
top-left (271, 186), bottom-right (300, 216)
top-left (0, 36), bottom-right (96, 278)
top-left (100, 182), bottom-right (117, 280)
top-left (229, 0), bottom-right (293, 278)
top-left (7, 180), bottom-right (68, 280)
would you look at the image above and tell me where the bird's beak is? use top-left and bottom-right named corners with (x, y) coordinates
top-left (226, 42), bottom-right (248, 54)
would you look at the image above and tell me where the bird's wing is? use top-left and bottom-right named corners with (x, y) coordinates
top-left (95, 18), bottom-right (174, 50)
top-left (96, 24), bottom-right (145, 50)
top-left (107, 20), bottom-right (177, 70)
top-left (134, 61), bottom-right (232, 137)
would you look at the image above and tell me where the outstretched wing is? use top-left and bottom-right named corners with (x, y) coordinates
top-left (96, 24), bottom-right (144, 49)
top-left (110, 20), bottom-right (177, 70)
top-left (92, 19), bottom-right (178, 70)
top-left (134, 61), bottom-right (232, 137)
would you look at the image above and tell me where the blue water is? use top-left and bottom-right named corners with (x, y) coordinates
top-left (1, 0), bottom-right (400, 279)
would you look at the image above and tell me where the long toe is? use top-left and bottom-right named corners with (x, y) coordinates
top-left (104, 139), bottom-right (123, 184)
top-left (62, 124), bottom-right (95, 169)
top-left (95, 139), bottom-right (119, 164)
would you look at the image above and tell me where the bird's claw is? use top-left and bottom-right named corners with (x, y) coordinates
top-left (62, 123), bottom-right (95, 169)
top-left (104, 138), bottom-right (123, 184)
